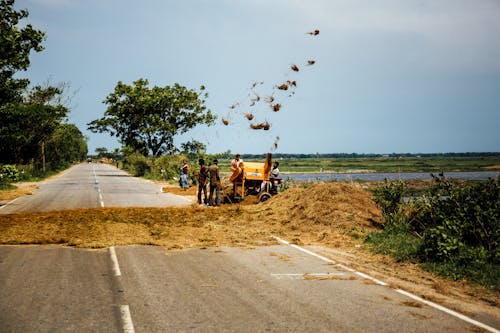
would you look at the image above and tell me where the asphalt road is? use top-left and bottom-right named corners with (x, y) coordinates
top-left (1, 245), bottom-right (498, 333)
top-left (0, 164), bottom-right (498, 332)
top-left (0, 163), bottom-right (191, 213)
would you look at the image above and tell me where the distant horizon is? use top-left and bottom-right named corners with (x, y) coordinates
top-left (20, 1), bottom-right (500, 155)
top-left (88, 150), bottom-right (500, 157)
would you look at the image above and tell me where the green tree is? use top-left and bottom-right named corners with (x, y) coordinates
top-left (45, 123), bottom-right (88, 169)
top-left (0, 85), bottom-right (69, 165)
top-left (181, 139), bottom-right (206, 158)
top-left (87, 79), bottom-right (216, 157)
top-left (95, 147), bottom-right (109, 158)
top-left (0, 0), bottom-right (45, 103)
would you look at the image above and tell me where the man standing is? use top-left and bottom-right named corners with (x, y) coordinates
top-left (197, 158), bottom-right (208, 205)
top-left (230, 153), bottom-right (243, 172)
top-left (208, 159), bottom-right (221, 206)
top-left (179, 159), bottom-right (189, 190)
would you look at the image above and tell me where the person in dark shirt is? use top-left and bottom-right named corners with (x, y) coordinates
top-left (197, 158), bottom-right (208, 205)
top-left (208, 159), bottom-right (221, 206)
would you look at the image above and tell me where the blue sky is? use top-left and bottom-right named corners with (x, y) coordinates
top-left (16, 0), bottom-right (500, 154)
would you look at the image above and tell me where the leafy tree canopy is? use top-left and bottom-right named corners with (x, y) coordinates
top-left (88, 78), bottom-right (216, 157)
top-left (181, 139), bottom-right (207, 158)
top-left (0, 0), bottom-right (45, 103)
top-left (0, 85), bottom-right (70, 164)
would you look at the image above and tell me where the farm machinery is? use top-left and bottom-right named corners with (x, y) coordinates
top-left (224, 153), bottom-right (281, 203)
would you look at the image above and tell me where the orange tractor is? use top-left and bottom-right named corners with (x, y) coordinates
top-left (226, 153), bottom-right (281, 203)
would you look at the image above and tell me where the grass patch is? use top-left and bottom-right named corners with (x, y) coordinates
top-left (421, 261), bottom-right (500, 292)
top-left (365, 212), bottom-right (421, 262)
top-left (0, 183), bottom-right (16, 191)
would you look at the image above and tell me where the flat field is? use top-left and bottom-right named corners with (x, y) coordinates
top-left (217, 156), bottom-right (500, 173)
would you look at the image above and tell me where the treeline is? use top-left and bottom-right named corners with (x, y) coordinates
top-left (241, 152), bottom-right (500, 159)
top-left (0, 1), bottom-right (87, 182)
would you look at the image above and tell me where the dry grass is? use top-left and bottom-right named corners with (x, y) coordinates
top-left (0, 183), bottom-right (382, 249)
top-left (0, 184), bottom-right (39, 201)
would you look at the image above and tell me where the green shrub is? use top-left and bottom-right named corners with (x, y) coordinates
top-left (367, 175), bottom-right (499, 289)
top-left (0, 164), bottom-right (20, 183)
top-left (125, 153), bottom-right (151, 177)
top-left (365, 212), bottom-right (421, 262)
top-left (417, 175), bottom-right (499, 264)
top-left (372, 179), bottom-right (407, 214)
top-left (153, 154), bottom-right (188, 180)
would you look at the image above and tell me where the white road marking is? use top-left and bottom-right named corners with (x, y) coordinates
top-left (0, 197), bottom-right (21, 210)
top-left (395, 289), bottom-right (499, 333)
top-left (92, 164), bottom-right (105, 207)
top-left (272, 236), bottom-right (499, 333)
top-left (109, 246), bottom-right (122, 277)
top-left (271, 272), bottom-right (346, 279)
top-left (120, 305), bottom-right (135, 333)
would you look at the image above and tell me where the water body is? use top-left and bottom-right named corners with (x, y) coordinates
top-left (284, 171), bottom-right (500, 182)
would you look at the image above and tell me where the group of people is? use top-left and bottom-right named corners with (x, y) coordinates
top-left (179, 153), bottom-right (281, 206)
top-left (179, 158), bottom-right (221, 206)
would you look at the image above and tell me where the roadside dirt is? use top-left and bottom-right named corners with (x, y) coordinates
top-left (0, 183), bottom-right (39, 203)
top-left (0, 182), bottom-right (498, 322)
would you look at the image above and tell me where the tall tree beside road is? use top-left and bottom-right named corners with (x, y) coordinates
top-left (0, 0), bottom-right (45, 103)
top-left (45, 123), bottom-right (88, 169)
top-left (88, 79), bottom-right (215, 157)
top-left (0, 1), bottom-right (87, 170)
top-left (0, 86), bottom-right (69, 165)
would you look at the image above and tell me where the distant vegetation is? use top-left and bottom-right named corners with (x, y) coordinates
top-left (242, 152), bottom-right (500, 159)
top-left (366, 174), bottom-right (500, 291)
top-left (0, 1), bottom-right (87, 184)
top-left (236, 154), bottom-right (500, 173)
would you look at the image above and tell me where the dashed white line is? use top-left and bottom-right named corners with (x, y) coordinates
top-left (109, 246), bottom-right (122, 277)
top-left (272, 235), bottom-right (499, 333)
top-left (120, 305), bottom-right (135, 333)
top-left (109, 247), bottom-right (135, 333)
top-left (92, 164), bottom-right (105, 207)
top-left (271, 272), bottom-right (347, 280)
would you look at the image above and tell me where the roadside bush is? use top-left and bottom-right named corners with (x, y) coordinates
top-left (417, 175), bottom-right (499, 264)
top-left (0, 164), bottom-right (20, 183)
top-left (372, 179), bottom-right (406, 215)
top-left (366, 175), bottom-right (499, 289)
top-left (125, 153), bottom-right (151, 177)
top-left (153, 154), bottom-right (188, 181)
top-left (365, 211), bottom-right (421, 262)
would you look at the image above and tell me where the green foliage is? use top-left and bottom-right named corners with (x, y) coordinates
top-left (372, 179), bottom-right (407, 214)
top-left (0, 164), bottom-right (20, 183)
top-left (88, 79), bottom-right (215, 157)
top-left (417, 174), bottom-right (499, 264)
top-left (367, 175), bottom-right (500, 289)
top-left (124, 152), bottom-right (151, 177)
top-left (45, 123), bottom-right (88, 169)
top-left (0, 91), bottom-right (69, 164)
top-left (152, 154), bottom-right (188, 180)
top-left (365, 212), bottom-right (421, 262)
top-left (180, 139), bottom-right (206, 159)
top-left (0, 0), bottom-right (45, 103)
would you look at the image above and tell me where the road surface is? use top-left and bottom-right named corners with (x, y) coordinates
top-left (1, 245), bottom-right (498, 332)
top-left (0, 164), bottom-right (498, 332)
top-left (0, 163), bottom-right (191, 213)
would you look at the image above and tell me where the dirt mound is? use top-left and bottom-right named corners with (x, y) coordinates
top-left (247, 182), bottom-right (383, 247)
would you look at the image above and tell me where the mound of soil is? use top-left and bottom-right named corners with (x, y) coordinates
top-left (248, 182), bottom-right (383, 247)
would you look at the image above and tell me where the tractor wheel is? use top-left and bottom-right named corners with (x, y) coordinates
top-left (258, 192), bottom-right (272, 202)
